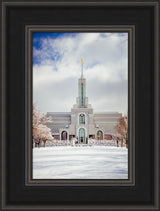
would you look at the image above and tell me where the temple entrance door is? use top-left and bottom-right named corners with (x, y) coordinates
top-left (61, 131), bottom-right (67, 140)
top-left (79, 128), bottom-right (85, 144)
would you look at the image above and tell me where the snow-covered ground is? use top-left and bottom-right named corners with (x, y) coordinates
top-left (33, 146), bottom-right (128, 179)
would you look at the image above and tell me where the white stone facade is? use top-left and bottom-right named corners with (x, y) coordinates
top-left (46, 62), bottom-right (122, 144)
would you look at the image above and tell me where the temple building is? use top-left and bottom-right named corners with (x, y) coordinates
top-left (46, 59), bottom-right (122, 144)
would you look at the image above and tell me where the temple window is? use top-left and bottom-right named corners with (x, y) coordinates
top-left (79, 114), bottom-right (85, 124)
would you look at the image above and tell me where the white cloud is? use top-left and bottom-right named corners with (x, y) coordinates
top-left (33, 33), bottom-right (128, 114)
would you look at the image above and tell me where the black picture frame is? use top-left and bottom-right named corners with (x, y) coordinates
top-left (0, 1), bottom-right (159, 210)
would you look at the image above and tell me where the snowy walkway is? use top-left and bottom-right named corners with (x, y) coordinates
top-left (33, 146), bottom-right (128, 179)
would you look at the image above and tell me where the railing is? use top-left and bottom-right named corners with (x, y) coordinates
top-left (45, 139), bottom-right (120, 147)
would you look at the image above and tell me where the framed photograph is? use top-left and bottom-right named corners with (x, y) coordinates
top-left (29, 27), bottom-right (134, 184)
top-left (1, 0), bottom-right (159, 210)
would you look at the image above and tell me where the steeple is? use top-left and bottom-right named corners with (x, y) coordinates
top-left (76, 58), bottom-right (88, 108)
top-left (72, 59), bottom-right (92, 109)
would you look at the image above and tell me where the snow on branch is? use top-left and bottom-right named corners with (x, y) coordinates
top-left (33, 104), bottom-right (53, 148)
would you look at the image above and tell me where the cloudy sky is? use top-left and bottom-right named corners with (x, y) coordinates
top-left (33, 32), bottom-right (128, 114)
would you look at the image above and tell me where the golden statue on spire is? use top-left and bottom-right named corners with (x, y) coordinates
top-left (81, 58), bottom-right (83, 78)
top-left (81, 58), bottom-right (83, 64)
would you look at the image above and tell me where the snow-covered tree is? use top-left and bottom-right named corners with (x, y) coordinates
top-left (33, 104), bottom-right (53, 147)
top-left (36, 124), bottom-right (53, 147)
top-left (88, 138), bottom-right (95, 146)
top-left (33, 104), bottom-right (51, 127)
top-left (115, 114), bottom-right (128, 144)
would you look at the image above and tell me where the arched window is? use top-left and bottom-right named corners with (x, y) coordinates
top-left (61, 131), bottom-right (67, 140)
top-left (97, 130), bottom-right (103, 140)
top-left (79, 114), bottom-right (85, 124)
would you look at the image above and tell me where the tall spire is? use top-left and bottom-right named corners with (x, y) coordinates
top-left (81, 58), bottom-right (83, 78)
top-left (74, 58), bottom-right (89, 108)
